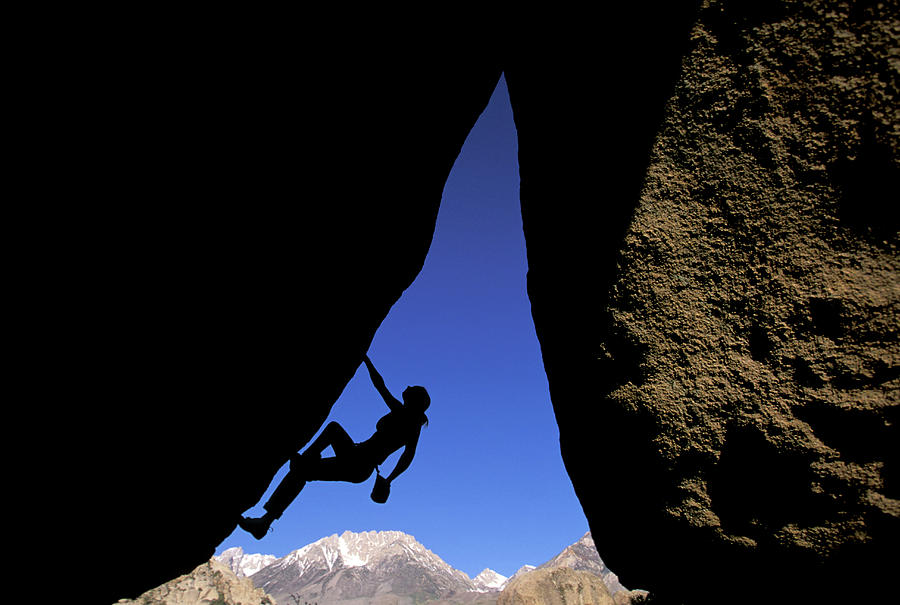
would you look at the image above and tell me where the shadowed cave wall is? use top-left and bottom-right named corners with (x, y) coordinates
top-left (38, 3), bottom-right (896, 604)
top-left (544, 3), bottom-right (898, 603)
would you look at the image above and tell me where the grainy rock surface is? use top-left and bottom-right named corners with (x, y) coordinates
top-left (115, 559), bottom-right (275, 605)
top-left (553, 1), bottom-right (898, 602)
top-left (536, 533), bottom-right (626, 596)
top-left (612, 590), bottom-right (648, 605)
top-left (498, 568), bottom-right (615, 605)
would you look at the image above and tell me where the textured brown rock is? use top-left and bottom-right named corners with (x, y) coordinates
top-left (115, 559), bottom-right (275, 605)
top-left (612, 590), bottom-right (648, 605)
top-left (529, 1), bottom-right (898, 603)
top-left (498, 568), bottom-right (616, 605)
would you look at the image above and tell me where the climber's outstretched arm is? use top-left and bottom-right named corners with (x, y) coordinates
top-left (386, 432), bottom-right (420, 483)
top-left (363, 354), bottom-right (401, 412)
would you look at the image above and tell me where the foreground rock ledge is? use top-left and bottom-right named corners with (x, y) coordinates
top-left (498, 568), bottom-right (616, 605)
top-left (115, 560), bottom-right (275, 605)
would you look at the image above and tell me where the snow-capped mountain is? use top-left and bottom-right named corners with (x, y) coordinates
top-left (472, 568), bottom-right (508, 592)
top-left (215, 546), bottom-right (277, 577)
top-left (246, 530), bottom-right (497, 605)
top-left (212, 530), bottom-right (625, 603)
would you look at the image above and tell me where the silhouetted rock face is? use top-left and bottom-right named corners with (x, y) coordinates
top-left (498, 568), bottom-right (615, 605)
top-left (58, 31), bottom-right (503, 603)
top-left (525, 2), bottom-right (897, 604)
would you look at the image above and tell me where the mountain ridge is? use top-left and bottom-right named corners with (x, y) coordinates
top-left (214, 530), bottom-right (628, 604)
top-left (245, 530), bottom-right (486, 605)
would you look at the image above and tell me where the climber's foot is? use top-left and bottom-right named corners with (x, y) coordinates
top-left (238, 516), bottom-right (270, 540)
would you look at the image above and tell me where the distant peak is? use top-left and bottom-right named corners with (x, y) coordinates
top-left (214, 547), bottom-right (277, 578)
top-left (472, 567), bottom-right (508, 591)
top-left (475, 568), bottom-right (506, 579)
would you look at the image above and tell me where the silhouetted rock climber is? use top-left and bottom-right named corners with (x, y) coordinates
top-left (237, 354), bottom-right (430, 539)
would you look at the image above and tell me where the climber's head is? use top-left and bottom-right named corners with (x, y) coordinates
top-left (402, 386), bottom-right (431, 425)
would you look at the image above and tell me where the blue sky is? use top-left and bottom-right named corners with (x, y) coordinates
top-left (216, 76), bottom-right (588, 579)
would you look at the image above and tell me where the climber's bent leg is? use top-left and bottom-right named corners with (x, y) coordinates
top-left (238, 456), bottom-right (317, 539)
top-left (262, 473), bottom-right (307, 521)
top-left (306, 454), bottom-right (374, 484)
top-left (303, 421), bottom-right (355, 458)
